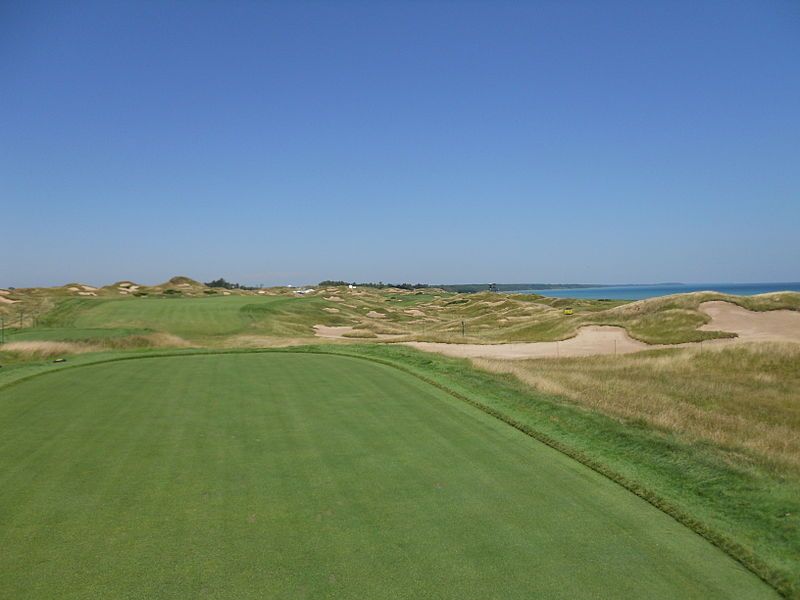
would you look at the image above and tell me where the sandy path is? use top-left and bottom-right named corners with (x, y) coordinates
top-left (404, 301), bottom-right (800, 360)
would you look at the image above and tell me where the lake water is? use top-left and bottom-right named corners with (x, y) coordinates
top-left (512, 282), bottom-right (800, 300)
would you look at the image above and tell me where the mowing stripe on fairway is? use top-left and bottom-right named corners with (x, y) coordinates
top-left (0, 352), bottom-right (776, 598)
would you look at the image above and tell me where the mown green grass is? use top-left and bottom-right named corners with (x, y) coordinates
top-left (32, 295), bottom-right (347, 342)
top-left (68, 296), bottom-right (276, 337)
top-left (40, 296), bottom-right (291, 340)
top-left (0, 352), bottom-right (775, 599)
top-left (331, 344), bottom-right (799, 598)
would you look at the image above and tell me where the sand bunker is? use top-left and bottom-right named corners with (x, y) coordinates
top-left (0, 296), bottom-right (18, 304)
top-left (312, 324), bottom-right (407, 341)
top-left (406, 326), bottom-right (649, 359)
top-left (699, 301), bottom-right (800, 342)
top-left (313, 325), bottom-right (358, 338)
top-left (406, 301), bottom-right (800, 360)
top-left (324, 296), bottom-right (344, 302)
top-left (404, 309), bottom-right (426, 317)
top-left (323, 307), bottom-right (340, 313)
top-left (366, 311), bottom-right (386, 318)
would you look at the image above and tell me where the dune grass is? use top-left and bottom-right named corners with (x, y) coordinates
top-left (6, 327), bottom-right (148, 342)
top-left (590, 292), bottom-right (800, 343)
top-left (0, 351), bottom-right (775, 599)
top-left (6, 285), bottom-right (800, 348)
top-left (291, 288), bottom-right (800, 345)
top-left (474, 343), bottom-right (800, 475)
top-left (0, 334), bottom-right (192, 361)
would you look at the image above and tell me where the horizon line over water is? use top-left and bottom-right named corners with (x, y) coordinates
top-left (513, 282), bottom-right (800, 301)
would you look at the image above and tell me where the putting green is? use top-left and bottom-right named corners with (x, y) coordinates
top-left (67, 296), bottom-right (284, 337)
top-left (0, 353), bottom-right (775, 598)
top-left (41, 295), bottom-right (337, 340)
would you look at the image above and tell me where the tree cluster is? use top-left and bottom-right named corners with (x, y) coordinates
top-left (204, 278), bottom-right (260, 291)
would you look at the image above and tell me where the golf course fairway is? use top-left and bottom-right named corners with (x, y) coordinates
top-left (0, 353), bottom-right (776, 599)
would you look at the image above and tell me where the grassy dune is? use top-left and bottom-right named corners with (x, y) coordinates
top-left (3, 282), bottom-right (799, 348)
top-left (0, 287), bottom-right (792, 353)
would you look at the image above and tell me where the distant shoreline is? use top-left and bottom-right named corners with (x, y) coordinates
top-left (508, 282), bottom-right (800, 301)
top-left (435, 281), bottom-right (799, 296)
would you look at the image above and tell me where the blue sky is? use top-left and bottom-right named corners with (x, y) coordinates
top-left (2, 1), bottom-right (799, 287)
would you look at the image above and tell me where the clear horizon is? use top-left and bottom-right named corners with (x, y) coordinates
top-left (4, 275), bottom-right (800, 290)
top-left (3, 1), bottom-right (799, 288)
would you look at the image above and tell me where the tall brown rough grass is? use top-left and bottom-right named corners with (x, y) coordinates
top-left (1, 333), bottom-right (192, 359)
top-left (474, 342), bottom-right (800, 475)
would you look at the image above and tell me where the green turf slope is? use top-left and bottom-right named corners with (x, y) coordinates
top-left (0, 353), bottom-right (776, 599)
top-left (65, 296), bottom-right (277, 337)
top-left (41, 295), bottom-right (337, 340)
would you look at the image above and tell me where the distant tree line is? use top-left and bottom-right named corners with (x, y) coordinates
top-left (439, 283), bottom-right (607, 293)
top-left (319, 281), bottom-right (610, 293)
top-left (204, 278), bottom-right (260, 291)
top-left (319, 280), bottom-right (430, 291)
